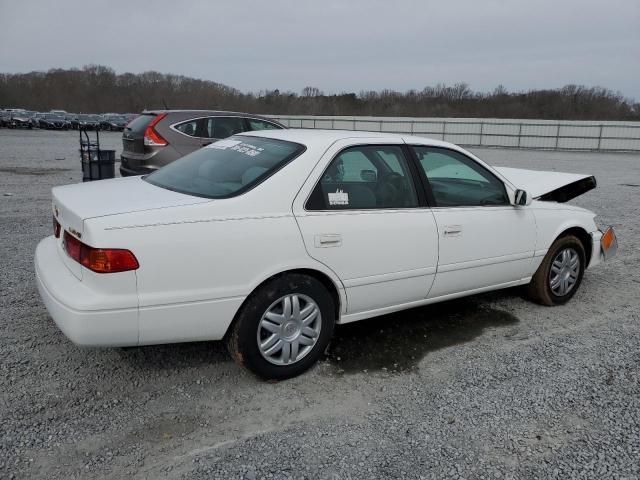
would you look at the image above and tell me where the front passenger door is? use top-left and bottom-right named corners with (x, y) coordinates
top-left (411, 146), bottom-right (536, 298)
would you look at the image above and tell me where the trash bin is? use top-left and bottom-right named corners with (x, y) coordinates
top-left (79, 127), bottom-right (115, 181)
top-left (80, 148), bottom-right (115, 181)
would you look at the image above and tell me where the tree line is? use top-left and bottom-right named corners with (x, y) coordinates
top-left (1, 65), bottom-right (638, 120)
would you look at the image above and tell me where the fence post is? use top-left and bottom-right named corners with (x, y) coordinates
top-left (479, 121), bottom-right (484, 146)
top-left (411, 120), bottom-right (414, 135)
top-left (331, 118), bottom-right (335, 130)
top-left (313, 118), bottom-right (316, 129)
top-left (353, 118), bottom-right (356, 131)
top-left (517, 123), bottom-right (522, 148)
top-left (442, 121), bottom-right (447, 141)
top-left (597, 124), bottom-right (603, 151)
top-left (555, 124), bottom-right (560, 150)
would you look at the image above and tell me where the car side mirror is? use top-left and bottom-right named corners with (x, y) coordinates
top-left (360, 169), bottom-right (377, 182)
top-left (514, 189), bottom-right (532, 206)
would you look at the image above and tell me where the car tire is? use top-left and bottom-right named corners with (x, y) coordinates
top-left (226, 273), bottom-right (335, 380)
top-left (527, 234), bottom-right (586, 306)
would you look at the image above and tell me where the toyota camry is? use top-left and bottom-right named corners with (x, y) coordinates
top-left (35, 129), bottom-right (617, 379)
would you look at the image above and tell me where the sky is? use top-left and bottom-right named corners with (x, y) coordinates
top-left (1, 0), bottom-right (639, 100)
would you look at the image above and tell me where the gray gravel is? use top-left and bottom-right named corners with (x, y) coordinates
top-left (1, 129), bottom-right (639, 479)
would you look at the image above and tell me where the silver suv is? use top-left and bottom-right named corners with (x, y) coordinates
top-left (120, 110), bottom-right (284, 176)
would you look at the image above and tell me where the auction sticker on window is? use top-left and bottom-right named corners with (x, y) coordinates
top-left (230, 143), bottom-right (264, 157)
top-left (328, 189), bottom-right (349, 206)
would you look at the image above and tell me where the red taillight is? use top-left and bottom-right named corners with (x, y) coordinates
top-left (144, 113), bottom-right (168, 146)
top-left (63, 231), bottom-right (139, 273)
top-left (53, 216), bottom-right (61, 238)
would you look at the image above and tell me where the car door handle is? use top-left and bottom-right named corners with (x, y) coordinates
top-left (443, 225), bottom-right (462, 237)
top-left (315, 234), bottom-right (342, 248)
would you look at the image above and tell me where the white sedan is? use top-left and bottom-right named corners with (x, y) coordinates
top-left (35, 130), bottom-right (617, 379)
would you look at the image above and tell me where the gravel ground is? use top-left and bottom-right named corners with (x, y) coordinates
top-left (1, 129), bottom-right (639, 479)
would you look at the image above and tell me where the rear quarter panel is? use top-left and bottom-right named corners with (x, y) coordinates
top-left (86, 191), bottom-right (345, 343)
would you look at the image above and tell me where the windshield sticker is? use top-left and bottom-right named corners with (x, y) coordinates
top-left (230, 143), bottom-right (264, 157)
top-left (207, 139), bottom-right (242, 150)
top-left (328, 189), bottom-right (349, 206)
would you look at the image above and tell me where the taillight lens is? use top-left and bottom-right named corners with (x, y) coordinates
top-left (53, 216), bottom-right (61, 238)
top-left (63, 231), bottom-right (139, 273)
top-left (144, 113), bottom-right (168, 146)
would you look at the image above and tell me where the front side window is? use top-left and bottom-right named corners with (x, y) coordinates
top-left (307, 145), bottom-right (418, 210)
top-left (204, 117), bottom-right (246, 139)
top-left (145, 136), bottom-right (305, 199)
top-left (249, 119), bottom-right (281, 131)
top-left (412, 146), bottom-right (508, 207)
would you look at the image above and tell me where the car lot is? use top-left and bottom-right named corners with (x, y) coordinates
top-left (1, 129), bottom-right (639, 479)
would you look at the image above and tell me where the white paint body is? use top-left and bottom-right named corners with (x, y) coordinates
top-left (35, 130), bottom-right (609, 347)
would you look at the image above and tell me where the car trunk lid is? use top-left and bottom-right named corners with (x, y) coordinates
top-left (51, 177), bottom-right (209, 279)
top-left (494, 167), bottom-right (596, 203)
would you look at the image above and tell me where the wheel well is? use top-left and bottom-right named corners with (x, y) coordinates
top-left (558, 227), bottom-right (592, 265)
top-left (249, 269), bottom-right (341, 320)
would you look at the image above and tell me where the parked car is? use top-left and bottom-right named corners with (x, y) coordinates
top-left (38, 113), bottom-right (71, 130)
top-left (35, 130), bottom-right (617, 379)
top-left (75, 114), bottom-right (101, 130)
top-left (49, 109), bottom-right (68, 116)
top-left (0, 110), bottom-right (12, 127)
top-left (100, 114), bottom-right (127, 131)
top-left (9, 110), bottom-right (38, 129)
top-left (119, 110), bottom-right (284, 176)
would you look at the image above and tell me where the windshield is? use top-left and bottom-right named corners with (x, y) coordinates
top-left (145, 135), bottom-right (305, 199)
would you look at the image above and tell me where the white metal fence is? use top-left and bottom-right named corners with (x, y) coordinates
top-left (270, 116), bottom-right (640, 152)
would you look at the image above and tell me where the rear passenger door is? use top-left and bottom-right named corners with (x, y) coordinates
top-left (201, 116), bottom-right (246, 145)
top-left (293, 139), bottom-right (439, 316)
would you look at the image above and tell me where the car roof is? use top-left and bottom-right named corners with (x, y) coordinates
top-left (145, 109), bottom-right (276, 120)
top-left (238, 128), bottom-right (461, 150)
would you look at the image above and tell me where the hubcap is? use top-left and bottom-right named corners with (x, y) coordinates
top-left (549, 247), bottom-right (580, 296)
top-left (257, 294), bottom-right (322, 366)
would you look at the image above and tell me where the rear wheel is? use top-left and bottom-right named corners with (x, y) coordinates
top-left (226, 273), bottom-right (335, 380)
top-left (527, 235), bottom-right (585, 306)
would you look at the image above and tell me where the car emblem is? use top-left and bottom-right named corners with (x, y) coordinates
top-left (68, 227), bottom-right (82, 239)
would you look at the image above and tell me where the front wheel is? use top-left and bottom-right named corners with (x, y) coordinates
top-left (226, 273), bottom-right (335, 380)
top-left (527, 235), bottom-right (586, 306)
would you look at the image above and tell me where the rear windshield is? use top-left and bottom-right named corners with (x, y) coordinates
top-left (125, 113), bottom-right (155, 134)
top-left (145, 135), bottom-right (305, 199)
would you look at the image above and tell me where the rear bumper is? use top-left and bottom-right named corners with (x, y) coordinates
top-left (35, 236), bottom-right (139, 347)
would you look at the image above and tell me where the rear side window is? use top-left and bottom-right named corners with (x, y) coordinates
top-left (306, 145), bottom-right (419, 210)
top-left (204, 117), bottom-right (246, 139)
top-left (125, 114), bottom-right (155, 134)
top-left (174, 118), bottom-right (207, 137)
top-left (145, 136), bottom-right (305, 199)
top-left (249, 119), bottom-right (281, 131)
